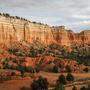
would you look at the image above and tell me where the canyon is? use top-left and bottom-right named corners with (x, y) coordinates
top-left (0, 14), bottom-right (90, 46)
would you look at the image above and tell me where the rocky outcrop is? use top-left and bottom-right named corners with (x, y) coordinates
top-left (78, 30), bottom-right (90, 45)
top-left (0, 14), bottom-right (90, 46)
top-left (52, 26), bottom-right (90, 46)
top-left (52, 26), bottom-right (71, 46)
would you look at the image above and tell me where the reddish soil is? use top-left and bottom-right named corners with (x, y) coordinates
top-left (0, 72), bottom-right (90, 90)
top-left (0, 78), bottom-right (32, 90)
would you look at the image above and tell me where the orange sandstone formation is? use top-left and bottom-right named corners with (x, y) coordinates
top-left (0, 14), bottom-right (90, 46)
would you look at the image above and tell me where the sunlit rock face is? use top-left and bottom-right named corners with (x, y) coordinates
top-left (78, 30), bottom-right (90, 45)
top-left (0, 15), bottom-right (90, 46)
top-left (0, 15), bottom-right (54, 45)
top-left (52, 26), bottom-right (71, 46)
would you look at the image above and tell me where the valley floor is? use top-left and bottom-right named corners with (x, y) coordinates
top-left (0, 71), bottom-right (90, 90)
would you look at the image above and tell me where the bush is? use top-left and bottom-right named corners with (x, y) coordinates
top-left (34, 67), bottom-right (40, 73)
top-left (1, 76), bottom-right (11, 81)
top-left (25, 66), bottom-right (35, 73)
top-left (20, 87), bottom-right (30, 90)
top-left (80, 86), bottom-right (87, 90)
top-left (83, 67), bottom-right (89, 72)
top-left (3, 13), bottom-right (10, 17)
top-left (57, 74), bottom-right (66, 85)
top-left (17, 65), bottom-right (25, 77)
top-left (55, 83), bottom-right (65, 90)
top-left (16, 51), bottom-right (25, 56)
top-left (52, 65), bottom-right (59, 73)
top-left (66, 73), bottom-right (74, 82)
top-left (28, 49), bottom-right (37, 57)
top-left (55, 73), bottom-right (66, 90)
top-left (87, 84), bottom-right (90, 90)
top-left (72, 86), bottom-right (77, 90)
top-left (31, 76), bottom-right (48, 90)
top-left (8, 48), bottom-right (18, 54)
top-left (15, 16), bottom-right (20, 19)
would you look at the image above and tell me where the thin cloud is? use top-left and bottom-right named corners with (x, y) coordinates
top-left (72, 15), bottom-right (90, 19)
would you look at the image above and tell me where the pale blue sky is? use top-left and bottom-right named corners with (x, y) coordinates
top-left (0, 0), bottom-right (90, 32)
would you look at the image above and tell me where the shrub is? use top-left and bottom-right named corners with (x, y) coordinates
top-left (34, 67), bottom-right (40, 73)
top-left (3, 76), bottom-right (11, 81)
top-left (23, 73), bottom-right (30, 77)
top-left (32, 22), bottom-right (36, 24)
top-left (57, 74), bottom-right (66, 85)
top-left (25, 66), bottom-right (35, 73)
top-left (17, 65), bottom-right (25, 77)
top-left (20, 87), bottom-right (30, 90)
top-left (80, 86), bottom-right (87, 90)
top-left (55, 74), bottom-right (66, 90)
top-left (52, 65), bottom-right (59, 73)
top-left (15, 16), bottom-right (20, 19)
top-left (16, 51), bottom-right (25, 56)
top-left (66, 73), bottom-right (74, 82)
top-left (0, 75), bottom-right (11, 81)
top-left (87, 84), bottom-right (90, 90)
top-left (83, 67), bottom-right (89, 72)
top-left (28, 49), bottom-right (37, 57)
top-left (54, 83), bottom-right (65, 90)
top-left (72, 86), bottom-right (77, 90)
top-left (31, 76), bottom-right (48, 90)
top-left (8, 48), bottom-right (18, 54)
top-left (3, 13), bottom-right (10, 17)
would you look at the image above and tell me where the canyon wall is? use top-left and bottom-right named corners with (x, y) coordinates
top-left (0, 15), bottom-right (54, 45)
top-left (0, 14), bottom-right (90, 46)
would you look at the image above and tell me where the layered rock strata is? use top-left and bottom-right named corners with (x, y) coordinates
top-left (0, 14), bottom-right (90, 46)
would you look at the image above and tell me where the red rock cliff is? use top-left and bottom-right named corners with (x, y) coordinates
top-left (0, 14), bottom-right (90, 46)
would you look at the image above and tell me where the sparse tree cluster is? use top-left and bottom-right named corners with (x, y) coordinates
top-left (31, 76), bottom-right (48, 90)
top-left (0, 12), bottom-right (30, 22)
top-left (54, 73), bottom-right (74, 90)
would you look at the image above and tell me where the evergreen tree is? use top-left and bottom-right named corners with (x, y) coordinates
top-left (31, 76), bottom-right (48, 90)
top-left (55, 83), bottom-right (65, 90)
top-left (66, 73), bottom-right (74, 82)
top-left (58, 74), bottom-right (67, 85)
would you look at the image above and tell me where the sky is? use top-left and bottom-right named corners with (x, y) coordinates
top-left (0, 0), bottom-right (90, 32)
